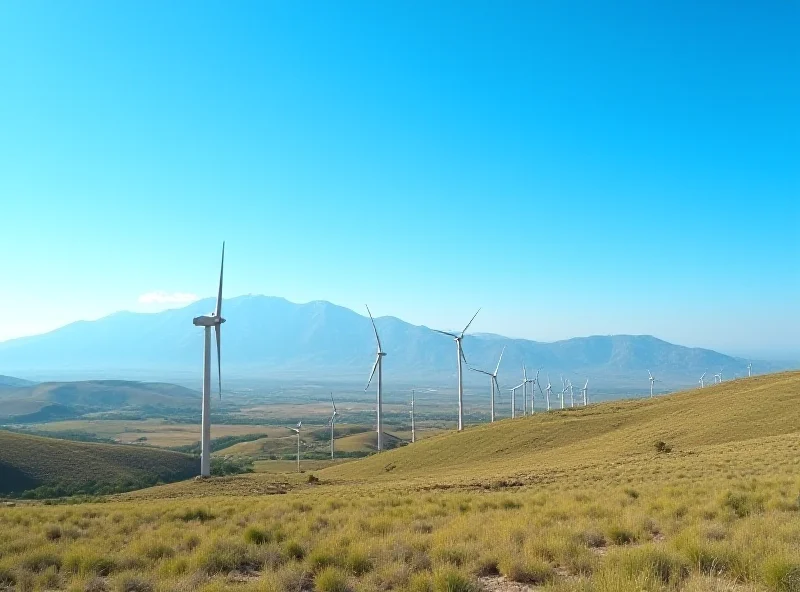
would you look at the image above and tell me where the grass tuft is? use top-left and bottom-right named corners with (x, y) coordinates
top-left (314, 566), bottom-right (350, 592)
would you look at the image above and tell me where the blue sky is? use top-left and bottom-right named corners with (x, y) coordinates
top-left (0, 1), bottom-right (798, 357)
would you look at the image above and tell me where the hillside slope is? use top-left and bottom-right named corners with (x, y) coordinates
top-left (321, 371), bottom-right (800, 483)
top-left (0, 430), bottom-right (197, 496)
top-left (0, 380), bottom-right (200, 421)
top-left (0, 295), bottom-right (771, 388)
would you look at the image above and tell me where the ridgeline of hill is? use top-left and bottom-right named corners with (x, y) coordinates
top-left (320, 371), bottom-right (800, 484)
top-left (0, 430), bottom-right (197, 498)
top-left (0, 380), bottom-right (200, 421)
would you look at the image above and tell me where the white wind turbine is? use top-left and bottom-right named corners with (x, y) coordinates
top-left (192, 242), bottom-right (226, 478)
top-left (581, 379), bottom-right (588, 406)
top-left (568, 379), bottom-right (575, 408)
top-left (522, 365), bottom-right (537, 415)
top-left (545, 375), bottom-right (552, 411)
top-left (328, 393), bottom-right (338, 460)
top-left (289, 421), bottom-right (302, 472)
top-left (747, 362), bottom-right (752, 377)
top-left (410, 390), bottom-right (416, 443)
top-left (559, 376), bottom-right (566, 409)
top-left (468, 346), bottom-right (505, 422)
top-left (530, 369), bottom-right (541, 414)
top-left (647, 370), bottom-right (661, 397)
top-left (364, 305), bottom-right (387, 451)
top-left (510, 383), bottom-right (524, 418)
top-left (714, 368), bottom-right (723, 384)
top-left (434, 309), bottom-right (481, 431)
top-left (699, 372), bottom-right (706, 388)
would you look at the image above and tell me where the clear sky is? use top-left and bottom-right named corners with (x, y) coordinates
top-left (0, 1), bottom-right (798, 358)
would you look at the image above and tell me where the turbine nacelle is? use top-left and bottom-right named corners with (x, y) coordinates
top-left (193, 315), bottom-right (226, 327)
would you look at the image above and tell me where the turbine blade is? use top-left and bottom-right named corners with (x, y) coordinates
top-left (215, 242), bottom-right (225, 318)
top-left (469, 367), bottom-right (492, 376)
top-left (494, 346), bottom-right (505, 376)
top-left (365, 304), bottom-right (383, 352)
top-left (648, 370), bottom-right (653, 380)
top-left (460, 308), bottom-right (481, 337)
top-left (433, 329), bottom-right (459, 338)
top-left (215, 324), bottom-right (222, 400)
top-left (330, 392), bottom-right (337, 413)
top-left (365, 357), bottom-right (379, 391)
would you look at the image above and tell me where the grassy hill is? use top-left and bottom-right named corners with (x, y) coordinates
top-left (0, 380), bottom-right (200, 421)
top-left (321, 372), bottom-right (800, 484)
top-left (0, 373), bottom-right (798, 592)
top-left (0, 430), bottom-right (197, 497)
top-left (0, 374), bottom-right (35, 387)
top-left (333, 430), bottom-right (404, 452)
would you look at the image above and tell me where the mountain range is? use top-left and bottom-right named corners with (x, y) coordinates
top-left (0, 295), bottom-right (789, 390)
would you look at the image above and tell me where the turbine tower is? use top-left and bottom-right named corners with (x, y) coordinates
top-left (648, 370), bottom-right (655, 397)
top-left (581, 379), bottom-right (588, 406)
top-left (468, 346), bottom-right (505, 422)
top-left (545, 375), bottom-right (552, 411)
top-left (289, 422), bottom-right (302, 472)
top-left (328, 393), bottom-right (338, 460)
top-left (510, 383), bottom-right (524, 418)
top-left (192, 242), bottom-right (226, 478)
top-left (568, 380), bottom-right (575, 408)
top-left (699, 372), bottom-right (706, 388)
top-left (560, 376), bottom-right (566, 409)
top-left (410, 390), bottom-right (416, 443)
top-left (364, 305), bottom-right (387, 451)
top-left (434, 309), bottom-right (481, 432)
top-left (747, 362), bottom-right (752, 377)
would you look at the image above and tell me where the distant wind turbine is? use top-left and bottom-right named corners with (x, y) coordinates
top-left (747, 362), bottom-right (752, 377)
top-left (648, 370), bottom-right (661, 397)
top-left (568, 380), bottom-right (575, 408)
top-left (289, 421), bottom-right (302, 472)
top-left (328, 393), bottom-right (338, 460)
top-left (545, 375), bottom-right (552, 411)
top-left (434, 309), bottom-right (481, 432)
top-left (191, 242), bottom-right (226, 478)
top-left (510, 383), bottom-right (524, 418)
top-left (468, 346), bottom-right (505, 422)
top-left (410, 390), bottom-right (416, 443)
top-left (364, 305), bottom-right (386, 451)
top-left (699, 372), bottom-right (706, 388)
top-left (581, 379), bottom-right (588, 406)
top-left (560, 376), bottom-right (566, 409)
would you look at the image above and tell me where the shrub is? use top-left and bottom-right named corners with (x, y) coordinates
top-left (178, 508), bottom-right (214, 522)
top-left (198, 540), bottom-right (257, 574)
top-left (617, 546), bottom-right (691, 585)
top-left (285, 540), bottom-right (305, 560)
top-left (307, 548), bottom-right (336, 572)
top-left (722, 491), bottom-right (764, 518)
top-left (0, 568), bottom-right (15, 587)
top-left (582, 529), bottom-right (606, 548)
top-left (344, 550), bottom-right (373, 576)
top-left (45, 525), bottom-right (62, 541)
top-left (142, 543), bottom-right (174, 560)
top-left (63, 549), bottom-right (116, 576)
top-left (655, 441), bottom-right (672, 453)
top-left (763, 557), bottom-right (800, 592)
top-left (116, 575), bottom-right (154, 592)
top-left (21, 550), bottom-right (62, 572)
top-left (314, 566), bottom-right (350, 592)
top-left (409, 572), bottom-right (433, 592)
top-left (471, 556), bottom-right (499, 577)
top-left (499, 558), bottom-right (554, 585)
top-left (607, 525), bottom-right (636, 545)
top-left (243, 526), bottom-right (271, 545)
top-left (432, 568), bottom-right (477, 592)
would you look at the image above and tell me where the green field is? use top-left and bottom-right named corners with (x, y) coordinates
top-left (0, 431), bottom-right (197, 498)
top-left (0, 373), bottom-right (798, 591)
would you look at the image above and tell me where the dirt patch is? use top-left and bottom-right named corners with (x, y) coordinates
top-left (480, 575), bottom-right (541, 591)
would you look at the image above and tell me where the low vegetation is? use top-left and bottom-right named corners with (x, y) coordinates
top-left (0, 373), bottom-right (797, 591)
top-left (0, 431), bottom-right (197, 498)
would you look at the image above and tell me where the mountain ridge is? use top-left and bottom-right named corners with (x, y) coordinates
top-left (0, 295), bottom-right (787, 389)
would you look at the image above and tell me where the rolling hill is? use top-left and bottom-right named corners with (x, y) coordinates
top-left (320, 371), bottom-right (800, 484)
top-left (0, 380), bottom-right (200, 422)
top-left (0, 430), bottom-right (197, 497)
top-left (0, 295), bottom-right (781, 389)
top-left (0, 374), bottom-right (35, 387)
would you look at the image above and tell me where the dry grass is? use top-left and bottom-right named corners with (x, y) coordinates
top-left (1, 373), bottom-right (798, 591)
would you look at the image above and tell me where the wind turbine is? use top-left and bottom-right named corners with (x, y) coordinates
top-left (747, 363), bottom-right (752, 377)
top-left (545, 375), bottom-right (552, 411)
top-left (647, 370), bottom-right (661, 397)
top-left (699, 372), bottom-right (706, 388)
top-left (364, 305), bottom-right (387, 451)
top-left (192, 242), bottom-right (226, 478)
top-left (289, 421), bottom-right (302, 472)
top-left (410, 390), bottom-right (416, 443)
top-left (530, 369), bottom-right (541, 413)
top-left (715, 368), bottom-right (723, 384)
top-left (468, 346), bottom-right (505, 422)
top-left (559, 376), bottom-right (566, 409)
top-left (581, 379), bottom-right (588, 406)
top-left (434, 309), bottom-right (481, 431)
top-left (568, 380), bottom-right (575, 408)
top-left (328, 393), bottom-right (338, 460)
top-left (510, 383), bottom-right (524, 418)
